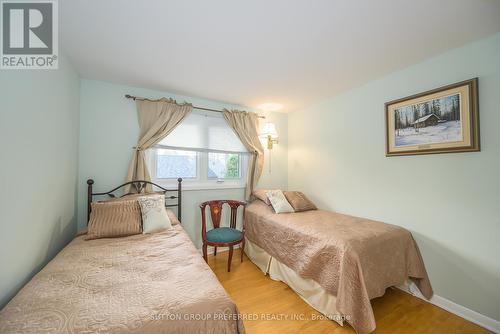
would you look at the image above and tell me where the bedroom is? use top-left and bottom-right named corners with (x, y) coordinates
top-left (0, 1), bottom-right (499, 333)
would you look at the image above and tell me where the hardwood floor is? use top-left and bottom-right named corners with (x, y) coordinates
top-left (208, 249), bottom-right (491, 334)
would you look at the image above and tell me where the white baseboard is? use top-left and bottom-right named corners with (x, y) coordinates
top-left (397, 283), bottom-right (500, 333)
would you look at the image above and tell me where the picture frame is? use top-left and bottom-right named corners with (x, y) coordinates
top-left (385, 78), bottom-right (480, 156)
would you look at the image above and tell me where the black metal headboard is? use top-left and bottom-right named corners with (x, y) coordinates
top-left (86, 178), bottom-right (183, 224)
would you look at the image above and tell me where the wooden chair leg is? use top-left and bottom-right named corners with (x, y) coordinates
top-left (241, 238), bottom-right (245, 263)
top-left (214, 246), bottom-right (217, 256)
top-left (202, 243), bottom-right (208, 263)
top-left (228, 246), bottom-right (233, 272)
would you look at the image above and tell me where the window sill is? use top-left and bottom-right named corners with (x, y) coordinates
top-left (153, 181), bottom-right (246, 191)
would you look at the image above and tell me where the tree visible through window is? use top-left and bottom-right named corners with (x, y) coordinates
top-left (226, 154), bottom-right (239, 177)
top-left (208, 153), bottom-right (240, 179)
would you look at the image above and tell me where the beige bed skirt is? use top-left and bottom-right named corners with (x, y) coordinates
top-left (244, 237), bottom-right (344, 326)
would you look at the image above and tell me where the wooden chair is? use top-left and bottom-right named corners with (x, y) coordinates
top-left (200, 200), bottom-right (246, 272)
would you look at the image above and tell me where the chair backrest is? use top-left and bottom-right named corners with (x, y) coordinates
top-left (199, 200), bottom-right (246, 231)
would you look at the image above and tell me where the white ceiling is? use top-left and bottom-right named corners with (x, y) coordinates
top-left (61, 0), bottom-right (500, 112)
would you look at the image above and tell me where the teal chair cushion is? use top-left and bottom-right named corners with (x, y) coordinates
top-left (206, 227), bottom-right (242, 243)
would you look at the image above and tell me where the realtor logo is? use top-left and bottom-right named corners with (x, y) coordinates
top-left (1, 0), bottom-right (58, 69)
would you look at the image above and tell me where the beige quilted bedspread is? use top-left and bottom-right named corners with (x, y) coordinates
top-left (245, 200), bottom-right (432, 334)
top-left (0, 215), bottom-right (244, 334)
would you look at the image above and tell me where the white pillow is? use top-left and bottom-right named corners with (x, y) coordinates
top-left (137, 195), bottom-right (172, 233)
top-left (266, 190), bottom-right (295, 214)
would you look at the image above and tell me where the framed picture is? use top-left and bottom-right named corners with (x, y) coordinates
top-left (385, 78), bottom-right (480, 156)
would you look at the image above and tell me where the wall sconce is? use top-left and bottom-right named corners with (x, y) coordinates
top-left (260, 122), bottom-right (279, 149)
top-left (260, 122), bottom-right (279, 172)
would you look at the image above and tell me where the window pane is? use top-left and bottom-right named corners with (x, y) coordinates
top-left (156, 149), bottom-right (197, 179)
top-left (208, 153), bottom-right (240, 179)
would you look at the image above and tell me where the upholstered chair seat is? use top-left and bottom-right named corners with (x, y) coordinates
top-left (206, 227), bottom-right (243, 243)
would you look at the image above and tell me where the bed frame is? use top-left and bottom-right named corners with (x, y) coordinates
top-left (86, 178), bottom-right (183, 224)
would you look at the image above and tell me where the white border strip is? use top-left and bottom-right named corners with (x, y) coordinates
top-left (397, 283), bottom-right (500, 333)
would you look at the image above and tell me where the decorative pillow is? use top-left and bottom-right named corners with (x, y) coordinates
top-left (101, 192), bottom-right (161, 203)
top-left (102, 193), bottom-right (180, 225)
top-left (86, 199), bottom-right (142, 240)
top-left (252, 189), bottom-right (272, 205)
top-left (137, 195), bottom-right (172, 234)
top-left (266, 190), bottom-right (294, 214)
top-left (284, 191), bottom-right (317, 212)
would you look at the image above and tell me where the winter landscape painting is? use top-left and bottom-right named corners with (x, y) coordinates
top-left (394, 93), bottom-right (462, 147)
top-left (385, 78), bottom-right (480, 156)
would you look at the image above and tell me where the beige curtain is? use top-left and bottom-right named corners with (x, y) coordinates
top-left (125, 98), bottom-right (192, 193)
top-left (223, 109), bottom-right (264, 199)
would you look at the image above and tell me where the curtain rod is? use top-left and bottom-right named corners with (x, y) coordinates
top-left (124, 94), bottom-right (265, 119)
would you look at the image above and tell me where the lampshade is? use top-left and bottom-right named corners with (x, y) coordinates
top-left (260, 122), bottom-right (279, 139)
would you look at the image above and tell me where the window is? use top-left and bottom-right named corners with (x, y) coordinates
top-left (208, 152), bottom-right (241, 179)
top-left (147, 110), bottom-right (248, 189)
top-left (155, 149), bottom-right (197, 179)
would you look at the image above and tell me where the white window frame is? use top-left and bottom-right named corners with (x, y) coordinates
top-left (147, 147), bottom-right (248, 190)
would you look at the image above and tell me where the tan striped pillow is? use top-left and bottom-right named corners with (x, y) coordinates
top-left (112, 193), bottom-right (181, 226)
top-left (86, 199), bottom-right (142, 240)
top-left (284, 191), bottom-right (317, 212)
top-left (252, 189), bottom-right (273, 205)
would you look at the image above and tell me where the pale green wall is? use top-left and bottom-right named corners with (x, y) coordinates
top-left (5, 31), bottom-right (495, 324)
top-left (288, 33), bottom-right (500, 320)
top-left (78, 79), bottom-right (288, 247)
top-left (0, 53), bottom-right (80, 308)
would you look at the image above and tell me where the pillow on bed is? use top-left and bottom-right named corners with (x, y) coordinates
top-left (284, 191), bottom-right (317, 212)
top-left (252, 189), bottom-right (272, 205)
top-left (104, 193), bottom-right (181, 225)
top-left (137, 194), bottom-right (172, 234)
top-left (86, 199), bottom-right (142, 240)
top-left (266, 190), bottom-right (294, 214)
top-left (101, 192), bottom-right (161, 203)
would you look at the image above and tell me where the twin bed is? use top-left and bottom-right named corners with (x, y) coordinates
top-left (244, 197), bottom-right (433, 334)
top-left (0, 179), bottom-right (244, 334)
top-left (0, 181), bottom-right (432, 334)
